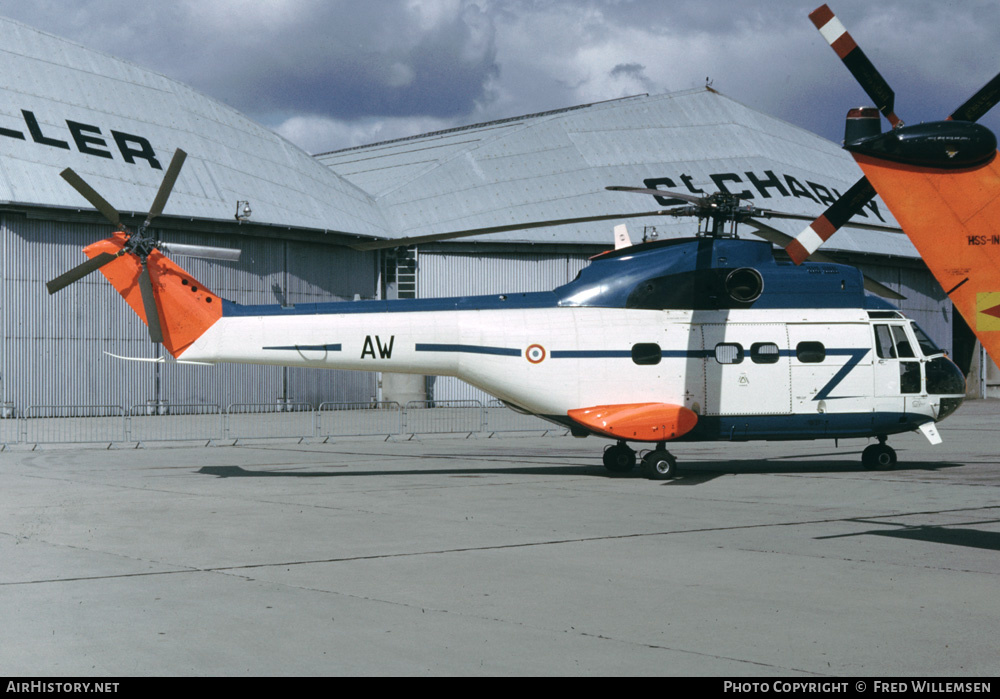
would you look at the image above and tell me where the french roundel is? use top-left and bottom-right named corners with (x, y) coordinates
top-left (526, 344), bottom-right (546, 364)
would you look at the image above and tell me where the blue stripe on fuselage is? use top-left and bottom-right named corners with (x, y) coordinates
top-left (416, 343), bottom-right (521, 357)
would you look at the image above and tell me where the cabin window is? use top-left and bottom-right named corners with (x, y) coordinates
top-left (750, 342), bottom-right (780, 364)
top-left (631, 343), bottom-right (662, 365)
top-left (714, 343), bottom-right (744, 364)
top-left (796, 341), bottom-right (826, 363)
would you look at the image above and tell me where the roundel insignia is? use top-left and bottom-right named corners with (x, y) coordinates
top-left (526, 344), bottom-right (546, 364)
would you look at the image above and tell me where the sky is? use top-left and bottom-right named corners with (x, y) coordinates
top-left (0, 0), bottom-right (998, 155)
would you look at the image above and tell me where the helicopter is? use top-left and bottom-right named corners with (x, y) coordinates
top-left (45, 4), bottom-right (997, 479)
top-left (45, 143), bottom-right (969, 479)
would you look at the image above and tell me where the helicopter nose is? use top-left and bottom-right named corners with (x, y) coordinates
top-left (926, 356), bottom-right (966, 423)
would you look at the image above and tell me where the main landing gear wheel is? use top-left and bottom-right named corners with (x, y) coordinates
top-left (642, 444), bottom-right (678, 480)
top-left (862, 436), bottom-right (897, 470)
top-left (603, 442), bottom-right (636, 474)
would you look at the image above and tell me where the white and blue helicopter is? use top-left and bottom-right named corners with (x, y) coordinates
top-left (46, 149), bottom-right (968, 479)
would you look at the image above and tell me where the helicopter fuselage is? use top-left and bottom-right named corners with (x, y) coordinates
top-left (173, 237), bottom-right (965, 445)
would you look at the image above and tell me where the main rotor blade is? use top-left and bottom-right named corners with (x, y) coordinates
top-left (157, 241), bottom-right (241, 261)
top-left (810, 4), bottom-right (903, 128)
top-left (760, 207), bottom-right (898, 233)
top-left (45, 252), bottom-right (119, 294)
top-left (349, 210), bottom-right (681, 251)
top-left (605, 186), bottom-right (707, 205)
top-left (60, 169), bottom-right (121, 227)
top-left (138, 263), bottom-right (164, 344)
top-left (949, 70), bottom-right (1000, 123)
top-left (608, 183), bottom-right (899, 232)
top-left (744, 219), bottom-right (905, 300)
top-left (785, 177), bottom-right (878, 264)
top-left (145, 149), bottom-right (187, 227)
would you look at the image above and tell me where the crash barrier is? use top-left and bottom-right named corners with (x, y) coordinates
top-left (484, 399), bottom-right (557, 433)
top-left (317, 401), bottom-right (403, 438)
top-left (0, 400), bottom-right (567, 448)
top-left (402, 400), bottom-right (485, 435)
top-left (23, 405), bottom-right (126, 445)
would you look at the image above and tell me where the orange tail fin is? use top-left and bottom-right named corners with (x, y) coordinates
top-left (84, 233), bottom-right (223, 358)
top-left (854, 153), bottom-right (1000, 363)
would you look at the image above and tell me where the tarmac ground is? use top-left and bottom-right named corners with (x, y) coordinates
top-left (1, 401), bottom-right (999, 676)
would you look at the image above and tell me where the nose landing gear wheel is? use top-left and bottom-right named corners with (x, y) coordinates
top-left (642, 446), bottom-right (678, 480)
top-left (862, 438), bottom-right (897, 470)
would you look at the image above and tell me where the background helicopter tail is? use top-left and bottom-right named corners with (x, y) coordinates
top-left (854, 153), bottom-right (1000, 363)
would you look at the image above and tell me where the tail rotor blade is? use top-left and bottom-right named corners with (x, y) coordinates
top-left (157, 241), bottom-right (241, 261)
top-left (46, 251), bottom-right (119, 294)
top-left (145, 149), bottom-right (187, 227)
top-left (138, 263), bottom-right (164, 344)
top-left (950, 70), bottom-right (1000, 123)
top-left (810, 4), bottom-right (903, 128)
top-left (60, 169), bottom-right (122, 227)
top-left (785, 177), bottom-right (877, 264)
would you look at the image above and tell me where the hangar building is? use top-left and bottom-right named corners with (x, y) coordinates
top-left (0, 16), bottom-right (978, 416)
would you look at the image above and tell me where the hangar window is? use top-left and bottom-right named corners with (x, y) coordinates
top-left (750, 342), bottom-right (780, 364)
top-left (714, 343), bottom-right (744, 364)
top-left (631, 343), bottom-right (662, 365)
top-left (796, 342), bottom-right (826, 363)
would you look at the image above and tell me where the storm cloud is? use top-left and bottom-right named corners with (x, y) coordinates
top-left (1, 0), bottom-right (998, 153)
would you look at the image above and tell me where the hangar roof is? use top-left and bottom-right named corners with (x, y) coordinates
top-left (318, 89), bottom-right (915, 258)
top-left (0, 14), bottom-right (913, 259)
top-left (0, 16), bottom-right (386, 237)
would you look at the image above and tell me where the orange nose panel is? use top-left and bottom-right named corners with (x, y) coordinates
top-left (568, 403), bottom-right (699, 442)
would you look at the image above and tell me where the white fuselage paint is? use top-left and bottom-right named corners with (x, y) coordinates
top-left (180, 305), bottom-right (950, 430)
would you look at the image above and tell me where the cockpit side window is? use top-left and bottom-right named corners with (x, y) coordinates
top-left (874, 324), bottom-right (896, 359)
top-left (890, 325), bottom-right (915, 358)
top-left (910, 322), bottom-right (943, 357)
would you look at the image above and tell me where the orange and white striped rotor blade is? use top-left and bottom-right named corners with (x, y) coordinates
top-left (810, 4), bottom-right (903, 129)
top-left (786, 176), bottom-right (877, 264)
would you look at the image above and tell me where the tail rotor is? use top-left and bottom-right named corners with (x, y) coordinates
top-left (47, 148), bottom-right (240, 344)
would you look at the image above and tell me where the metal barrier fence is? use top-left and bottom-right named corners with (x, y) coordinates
top-left (0, 406), bottom-right (21, 447)
top-left (226, 402), bottom-right (316, 442)
top-left (402, 400), bottom-right (484, 435)
top-left (0, 401), bottom-right (567, 448)
top-left (484, 399), bottom-right (559, 434)
top-left (317, 401), bottom-right (402, 439)
top-left (128, 404), bottom-right (225, 444)
top-left (24, 405), bottom-right (126, 445)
